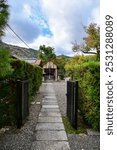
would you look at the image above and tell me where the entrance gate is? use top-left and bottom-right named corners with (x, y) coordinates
top-left (66, 81), bottom-right (78, 129)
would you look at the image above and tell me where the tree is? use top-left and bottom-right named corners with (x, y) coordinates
top-left (72, 23), bottom-right (100, 58)
top-left (0, 1), bottom-right (13, 78)
top-left (55, 55), bottom-right (69, 79)
top-left (38, 45), bottom-right (56, 62)
top-left (0, 0), bottom-right (9, 38)
top-left (0, 47), bottom-right (13, 78)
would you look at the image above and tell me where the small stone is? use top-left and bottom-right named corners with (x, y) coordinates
top-left (31, 102), bottom-right (35, 105)
top-left (36, 102), bottom-right (40, 105)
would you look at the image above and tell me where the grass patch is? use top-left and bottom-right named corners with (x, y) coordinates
top-left (62, 116), bottom-right (87, 134)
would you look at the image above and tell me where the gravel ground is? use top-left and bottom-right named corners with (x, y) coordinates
top-left (53, 81), bottom-right (100, 150)
top-left (0, 87), bottom-right (43, 150)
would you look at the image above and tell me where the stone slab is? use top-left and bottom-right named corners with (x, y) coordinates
top-left (31, 141), bottom-right (70, 150)
top-left (43, 98), bottom-right (57, 101)
top-left (44, 96), bottom-right (56, 99)
top-left (35, 123), bottom-right (65, 131)
top-left (38, 116), bottom-right (62, 123)
top-left (43, 93), bottom-right (55, 96)
top-left (31, 101), bottom-right (41, 105)
top-left (44, 94), bottom-right (55, 96)
top-left (41, 108), bottom-right (60, 112)
top-left (35, 130), bottom-right (68, 141)
top-left (42, 102), bottom-right (58, 105)
top-left (42, 105), bottom-right (59, 108)
top-left (31, 102), bottom-right (35, 105)
top-left (42, 100), bottom-right (57, 103)
top-left (36, 102), bottom-right (40, 105)
top-left (39, 112), bottom-right (61, 117)
top-left (42, 99), bottom-right (57, 102)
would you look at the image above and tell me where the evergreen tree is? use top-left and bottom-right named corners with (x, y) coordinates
top-left (0, 1), bottom-right (13, 78)
top-left (0, 0), bottom-right (9, 38)
top-left (38, 45), bottom-right (56, 62)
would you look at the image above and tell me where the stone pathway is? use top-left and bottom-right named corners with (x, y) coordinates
top-left (31, 82), bottom-right (70, 150)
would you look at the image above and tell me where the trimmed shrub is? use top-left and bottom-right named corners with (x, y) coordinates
top-left (0, 47), bottom-right (13, 78)
top-left (11, 59), bottom-right (42, 98)
top-left (0, 59), bottom-right (42, 127)
top-left (73, 61), bottom-right (100, 130)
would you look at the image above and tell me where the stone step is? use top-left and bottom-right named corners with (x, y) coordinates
top-left (39, 111), bottom-right (61, 117)
top-left (44, 96), bottom-right (56, 99)
top-left (42, 105), bottom-right (59, 108)
top-left (35, 123), bottom-right (65, 131)
top-left (42, 100), bottom-right (58, 103)
top-left (41, 108), bottom-right (60, 112)
top-left (42, 102), bottom-right (58, 105)
top-left (34, 130), bottom-right (68, 141)
top-left (31, 141), bottom-right (70, 150)
top-left (38, 116), bottom-right (62, 123)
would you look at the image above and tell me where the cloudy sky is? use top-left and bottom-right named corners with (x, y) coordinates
top-left (3, 0), bottom-right (99, 56)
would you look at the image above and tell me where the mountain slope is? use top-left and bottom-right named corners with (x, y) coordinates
top-left (0, 42), bottom-right (72, 59)
top-left (0, 42), bottom-right (38, 58)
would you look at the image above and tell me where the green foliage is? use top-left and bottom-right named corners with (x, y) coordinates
top-left (0, 59), bottom-right (42, 127)
top-left (84, 23), bottom-right (100, 58)
top-left (0, 79), bottom-right (16, 127)
top-left (11, 59), bottom-right (42, 97)
top-left (0, 47), bottom-right (13, 78)
top-left (62, 116), bottom-right (77, 134)
top-left (74, 61), bottom-right (100, 130)
top-left (38, 45), bottom-right (56, 62)
top-left (62, 116), bottom-right (86, 134)
top-left (0, 0), bottom-right (9, 37)
top-left (65, 55), bottom-right (100, 130)
top-left (72, 23), bottom-right (100, 59)
top-left (55, 55), bottom-right (69, 79)
top-left (65, 55), bottom-right (97, 74)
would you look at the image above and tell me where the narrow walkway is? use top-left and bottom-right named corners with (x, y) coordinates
top-left (31, 82), bottom-right (70, 150)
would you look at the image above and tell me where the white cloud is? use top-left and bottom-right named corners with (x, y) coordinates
top-left (30, 36), bottom-right (54, 49)
top-left (29, 34), bottom-right (72, 55)
top-left (23, 4), bottom-right (32, 17)
top-left (31, 0), bottom-right (99, 55)
top-left (36, 0), bottom-right (98, 55)
top-left (3, 0), bottom-right (99, 56)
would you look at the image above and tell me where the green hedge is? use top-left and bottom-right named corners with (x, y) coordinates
top-left (0, 79), bottom-right (16, 126)
top-left (0, 47), bottom-right (13, 78)
top-left (0, 59), bottom-right (42, 127)
top-left (73, 61), bottom-right (100, 130)
top-left (11, 59), bottom-right (42, 98)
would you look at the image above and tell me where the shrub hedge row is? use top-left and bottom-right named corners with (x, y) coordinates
top-left (11, 59), bottom-right (42, 98)
top-left (0, 58), bottom-right (42, 127)
top-left (73, 61), bottom-right (100, 130)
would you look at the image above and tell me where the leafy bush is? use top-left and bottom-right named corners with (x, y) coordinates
top-left (0, 59), bottom-right (42, 127)
top-left (65, 55), bottom-right (100, 130)
top-left (73, 61), bottom-right (100, 130)
top-left (0, 79), bottom-right (16, 127)
top-left (64, 55), bottom-right (97, 71)
top-left (11, 59), bottom-right (42, 98)
top-left (0, 47), bottom-right (13, 78)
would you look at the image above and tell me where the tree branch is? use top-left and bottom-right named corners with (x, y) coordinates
top-left (81, 50), bottom-right (97, 55)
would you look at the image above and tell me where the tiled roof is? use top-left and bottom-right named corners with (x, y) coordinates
top-left (35, 59), bottom-right (42, 65)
